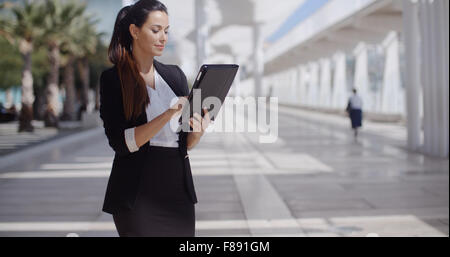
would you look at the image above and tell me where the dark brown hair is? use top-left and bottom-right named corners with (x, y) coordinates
top-left (108, 0), bottom-right (168, 121)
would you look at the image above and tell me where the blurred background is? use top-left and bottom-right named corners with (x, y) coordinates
top-left (0, 0), bottom-right (448, 237)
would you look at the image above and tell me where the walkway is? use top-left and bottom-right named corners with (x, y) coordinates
top-left (0, 107), bottom-right (447, 236)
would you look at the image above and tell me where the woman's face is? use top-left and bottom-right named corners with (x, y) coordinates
top-left (130, 11), bottom-right (169, 57)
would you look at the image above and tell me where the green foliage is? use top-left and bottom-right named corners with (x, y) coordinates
top-left (39, 0), bottom-right (88, 48)
top-left (3, 0), bottom-right (46, 44)
top-left (0, 37), bottom-right (22, 90)
top-left (88, 41), bottom-right (110, 88)
top-left (31, 46), bottom-right (51, 91)
top-left (0, 0), bottom-right (108, 91)
top-left (0, 36), bottom-right (51, 91)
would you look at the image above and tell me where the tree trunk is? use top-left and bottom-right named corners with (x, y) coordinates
top-left (44, 44), bottom-right (60, 128)
top-left (77, 57), bottom-right (90, 117)
top-left (62, 56), bottom-right (76, 121)
top-left (18, 40), bottom-right (35, 132)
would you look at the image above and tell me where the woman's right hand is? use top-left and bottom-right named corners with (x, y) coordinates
top-left (168, 96), bottom-right (188, 117)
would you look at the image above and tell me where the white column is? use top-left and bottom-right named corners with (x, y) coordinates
top-left (332, 52), bottom-right (348, 109)
top-left (402, 0), bottom-right (422, 151)
top-left (319, 58), bottom-right (332, 108)
top-left (253, 23), bottom-right (264, 98)
top-left (290, 69), bottom-right (298, 104)
top-left (381, 31), bottom-right (403, 114)
top-left (307, 62), bottom-right (319, 107)
top-left (426, 0), bottom-right (440, 156)
top-left (295, 66), bottom-right (301, 104)
top-left (419, 0), bottom-right (433, 155)
top-left (264, 76), bottom-right (273, 99)
top-left (195, 0), bottom-right (209, 69)
top-left (444, 0), bottom-right (449, 157)
top-left (275, 72), bottom-right (284, 102)
top-left (282, 71), bottom-right (290, 103)
top-left (433, 0), bottom-right (449, 157)
top-left (354, 43), bottom-right (371, 111)
top-left (298, 65), bottom-right (309, 106)
top-left (417, 0), bottom-right (449, 157)
top-left (425, 0), bottom-right (440, 156)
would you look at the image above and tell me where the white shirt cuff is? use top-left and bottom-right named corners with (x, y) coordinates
top-left (124, 127), bottom-right (139, 153)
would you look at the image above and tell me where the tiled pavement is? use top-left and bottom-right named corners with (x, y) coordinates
top-left (0, 121), bottom-right (60, 156)
top-left (0, 107), bottom-right (448, 237)
top-left (0, 120), bottom-right (86, 157)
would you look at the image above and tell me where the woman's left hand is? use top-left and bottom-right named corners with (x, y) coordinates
top-left (190, 108), bottom-right (211, 138)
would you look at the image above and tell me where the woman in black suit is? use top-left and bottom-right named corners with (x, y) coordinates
top-left (100, 0), bottom-right (211, 237)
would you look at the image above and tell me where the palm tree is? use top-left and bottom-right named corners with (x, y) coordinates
top-left (0, 1), bottom-right (46, 132)
top-left (76, 20), bottom-right (103, 119)
top-left (40, 0), bottom-right (86, 127)
top-left (89, 41), bottom-right (110, 111)
top-left (60, 14), bottom-right (100, 121)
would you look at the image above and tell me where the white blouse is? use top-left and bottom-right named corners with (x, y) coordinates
top-left (124, 69), bottom-right (181, 152)
top-left (349, 94), bottom-right (363, 110)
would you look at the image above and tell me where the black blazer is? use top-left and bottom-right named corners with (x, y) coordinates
top-left (99, 59), bottom-right (197, 215)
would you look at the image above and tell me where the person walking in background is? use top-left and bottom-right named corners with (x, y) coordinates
top-left (346, 88), bottom-right (363, 140)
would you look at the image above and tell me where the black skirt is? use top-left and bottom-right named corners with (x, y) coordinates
top-left (113, 146), bottom-right (195, 237)
top-left (350, 109), bottom-right (363, 129)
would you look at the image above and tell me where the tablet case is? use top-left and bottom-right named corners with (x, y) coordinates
top-left (179, 64), bottom-right (239, 124)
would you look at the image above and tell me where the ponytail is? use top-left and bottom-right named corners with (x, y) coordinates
top-left (108, 1), bottom-right (168, 121)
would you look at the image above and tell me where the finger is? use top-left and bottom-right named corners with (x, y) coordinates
top-left (190, 121), bottom-right (200, 133)
top-left (203, 108), bottom-right (210, 118)
top-left (202, 118), bottom-right (210, 130)
top-left (201, 108), bottom-right (211, 127)
top-left (190, 117), bottom-right (200, 129)
top-left (193, 113), bottom-right (202, 123)
top-left (192, 120), bottom-right (202, 132)
top-left (178, 97), bottom-right (188, 107)
top-left (203, 108), bottom-right (211, 122)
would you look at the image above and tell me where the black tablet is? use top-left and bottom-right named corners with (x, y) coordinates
top-left (179, 64), bottom-right (239, 124)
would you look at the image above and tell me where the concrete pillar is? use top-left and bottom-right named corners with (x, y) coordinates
top-left (354, 42), bottom-right (370, 111)
top-left (264, 76), bottom-right (273, 99)
top-left (381, 31), bottom-right (403, 114)
top-left (432, 0), bottom-right (449, 157)
top-left (280, 71), bottom-right (289, 103)
top-left (319, 58), bottom-right (332, 108)
top-left (290, 69), bottom-right (298, 104)
top-left (444, 0), bottom-right (450, 157)
top-left (332, 52), bottom-right (348, 109)
top-left (308, 62), bottom-right (319, 107)
top-left (298, 65), bottom-right (309, 106)
top-left (253, 23), bottom-right (264, 98)
top-left (416, 0), bottom-right (449, 157)
top-left (195, 0), bottom-right (210, 69)
top-left (422, 0), bottom-right (438, 156)
top-left (419, 0), bottom-right (434, 155)
top-left (402, 0), bottom-right (422, 151)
